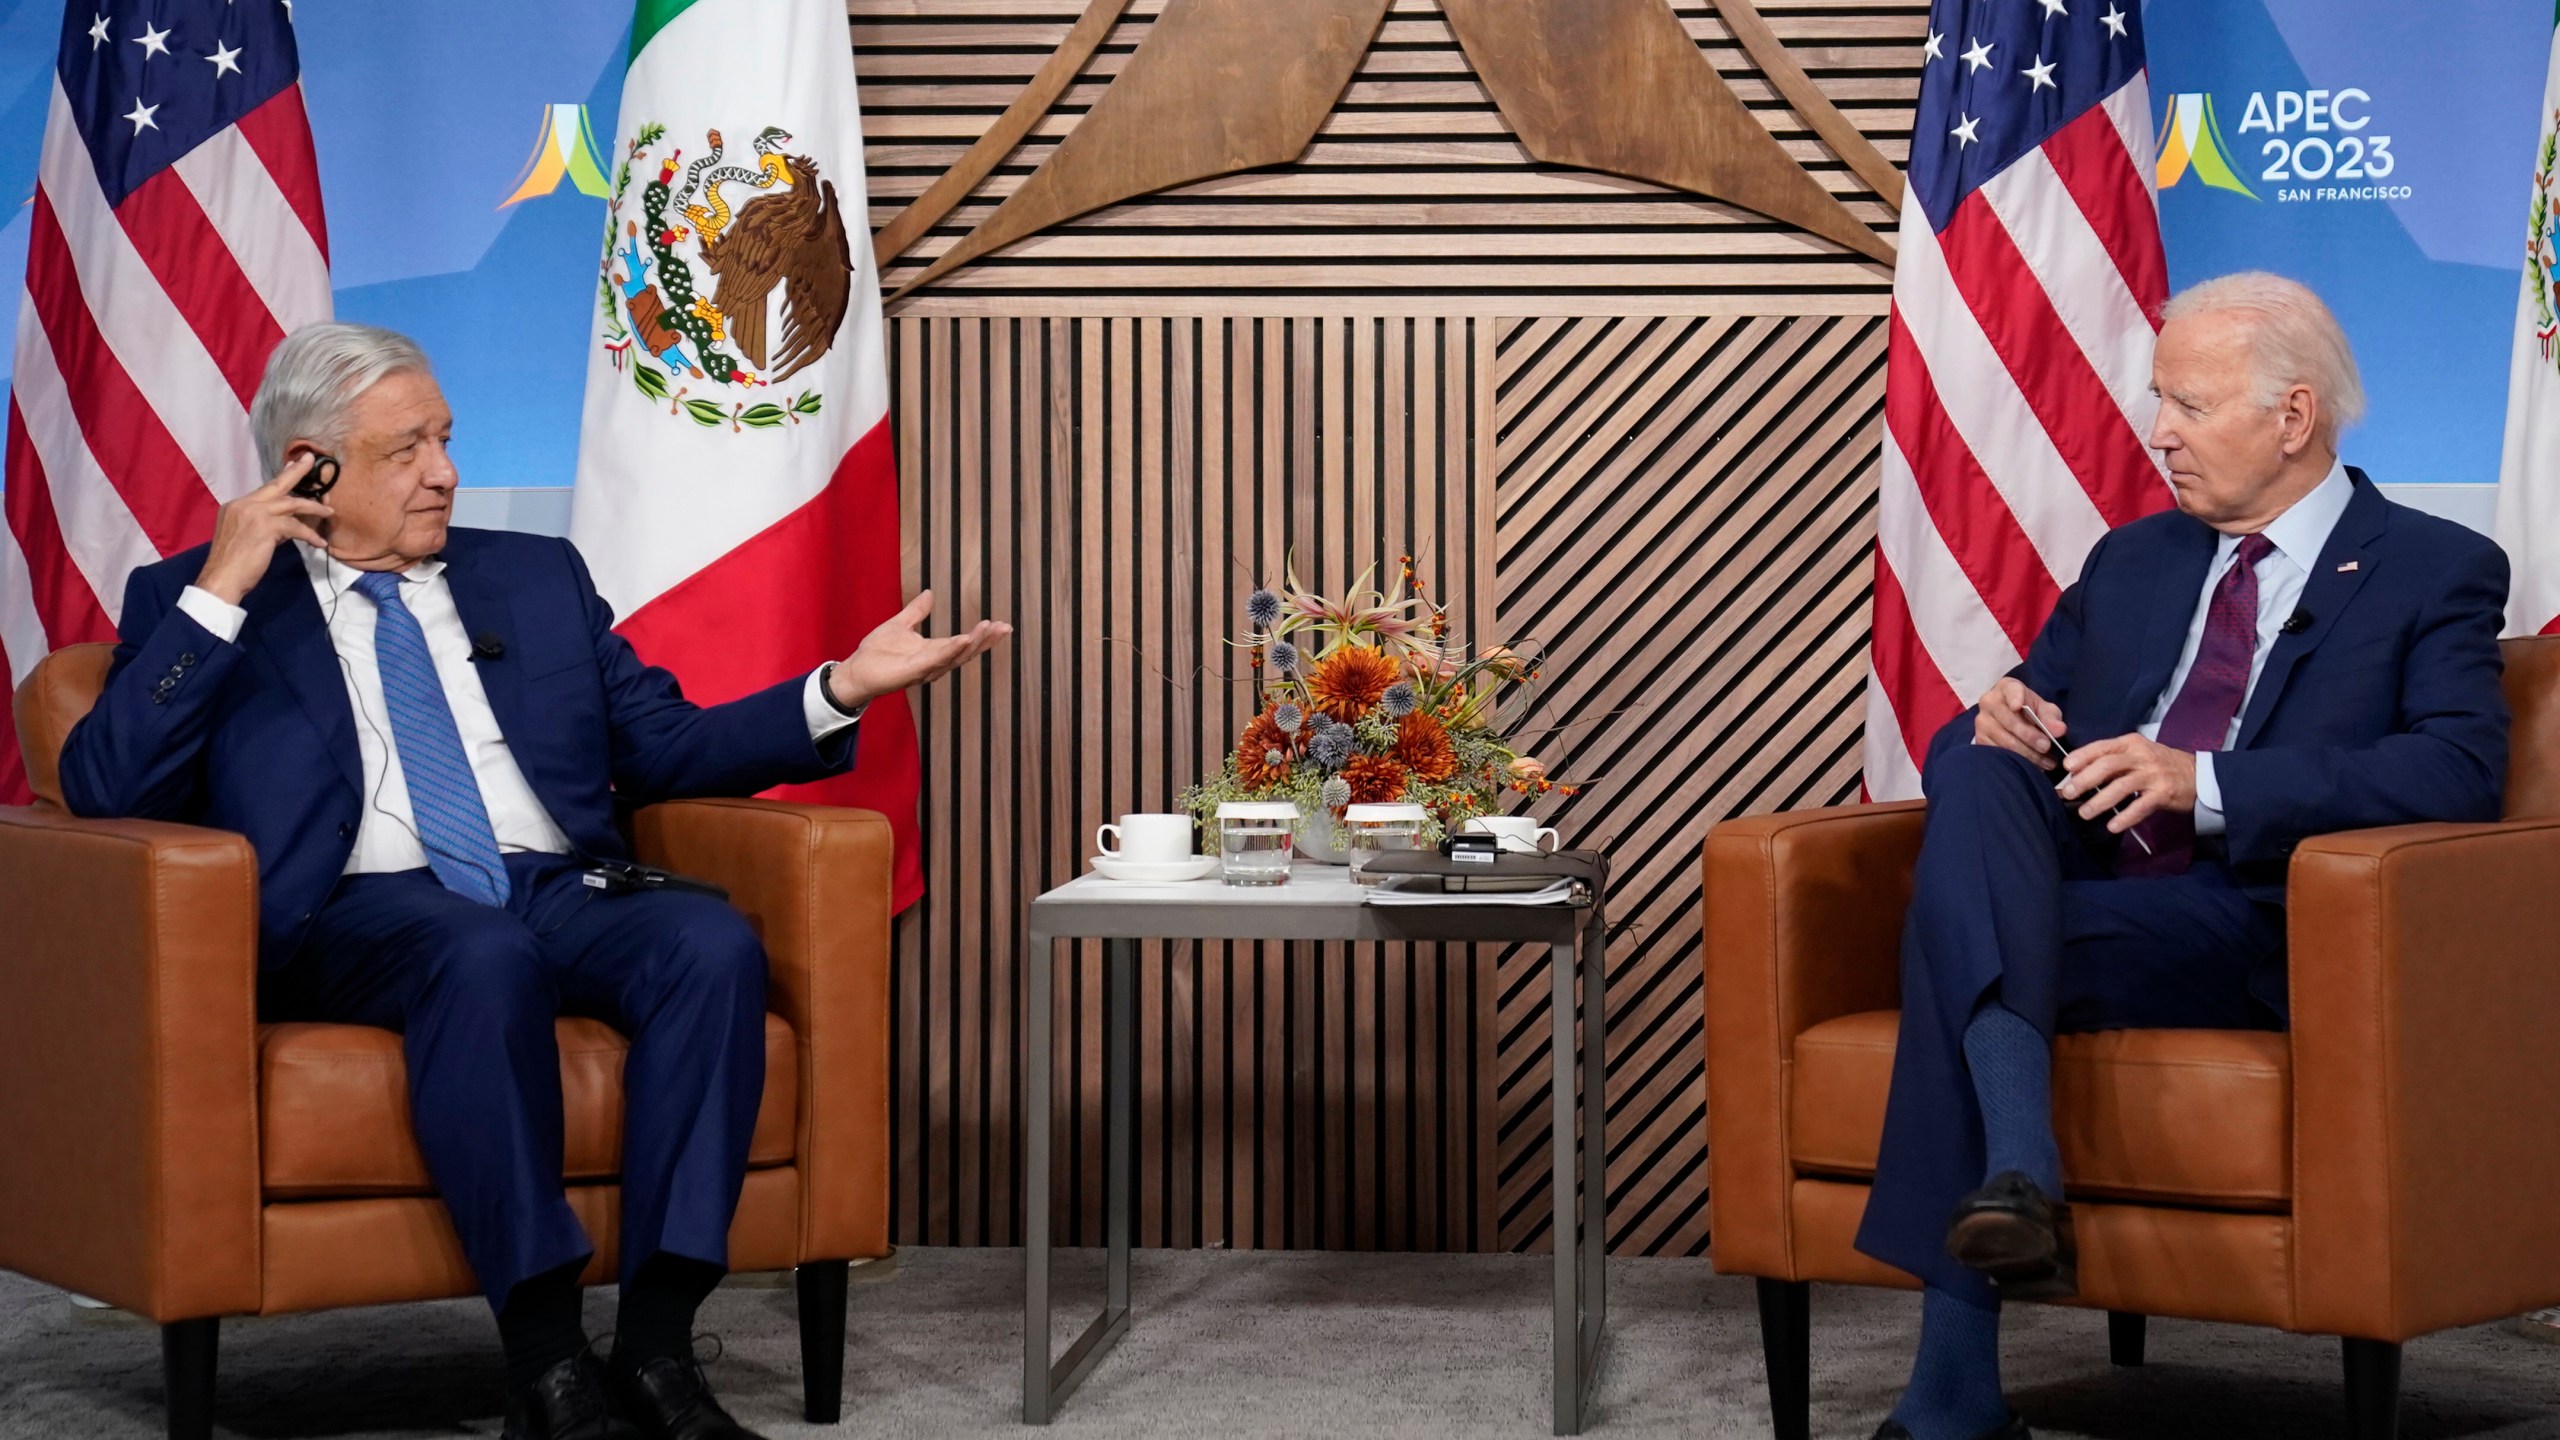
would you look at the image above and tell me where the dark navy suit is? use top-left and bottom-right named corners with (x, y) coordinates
top-left (58, 528), bottom-right (857, 1305)
top-left (1855, 472), bottom-right (2510, 1300)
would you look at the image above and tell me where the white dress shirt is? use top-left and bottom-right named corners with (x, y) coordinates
top-left (2136, 459), bottom-right (2355, 836)
top-left (174, 544), bottom-right (860, 876)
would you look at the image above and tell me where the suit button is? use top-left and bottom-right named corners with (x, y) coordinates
top-left (179, 653), bottom-right (196, 666)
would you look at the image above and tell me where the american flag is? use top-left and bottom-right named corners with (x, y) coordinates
top-left (1863, 0), bottom-right (2173, 798)
top-left (0, 0), bottom-right (329, 802)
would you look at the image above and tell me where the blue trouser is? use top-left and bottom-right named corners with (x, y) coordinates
top-left (1854, 743), bottom-right (2287, 1303)
top-left (263, 851), bottom-right (769, 1307)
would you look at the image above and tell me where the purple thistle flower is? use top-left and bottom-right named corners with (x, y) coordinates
top-left (1311, 727), bottom-right (1357, 770)
top-left (1246, 588), bottom-right (1282, 628)
top-left (1274, 703), bottom-right (1304, 734)
top-left (1380, 681), bottom-right (1417, 718)
top-left (1320, 777), bottom-right (1352, 810)
top-left (1270, 639), bottom-right (1301, 674)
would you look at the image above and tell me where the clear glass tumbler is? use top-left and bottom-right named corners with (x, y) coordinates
top-left (1216, 801), bottom-right (1299, 886)
top-left (1343, 802), bottom-right (1428, 886)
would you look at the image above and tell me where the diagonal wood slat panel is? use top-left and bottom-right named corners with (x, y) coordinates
top-left (1489, 314), bottom-right (1884, 1256)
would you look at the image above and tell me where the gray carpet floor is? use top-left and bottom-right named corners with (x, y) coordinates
top-left (3, 1247), bottom-right (2556, 1438)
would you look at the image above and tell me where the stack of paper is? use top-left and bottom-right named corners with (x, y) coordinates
top-left (1364, 878), bottom-right (1581, 906)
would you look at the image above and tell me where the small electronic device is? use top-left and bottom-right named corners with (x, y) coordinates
top-left (1439, 831), bottom-right (1502, 866)
top-left (579, 858), bottom-right (731, 901)
top-left (2018, 705), bottom-right (2154, 855)
top-left (291, 452), bottom-right (341, 501)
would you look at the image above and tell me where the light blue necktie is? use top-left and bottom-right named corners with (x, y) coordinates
top-left (354, 571), bottom-right (510, 905)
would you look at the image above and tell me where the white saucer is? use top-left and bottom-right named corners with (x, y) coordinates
top-left (1089, 855), bottom-right (1220, 883)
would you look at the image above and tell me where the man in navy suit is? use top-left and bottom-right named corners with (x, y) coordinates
top-left (1859, 274), bottom-right (2509, 1440)
top-left (58, 323), bottom-right (1009, 1440)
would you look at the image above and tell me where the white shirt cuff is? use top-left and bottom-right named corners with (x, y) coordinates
top-left (803, 666), bottom-right (864, 741)
top-left (2193, 751), bottom-right (2226, 836)
top-left (176, 586), bottom-right (247, 645)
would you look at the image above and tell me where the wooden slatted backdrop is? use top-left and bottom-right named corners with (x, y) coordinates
top-left (861, 0), bottom-right (1921, 1256)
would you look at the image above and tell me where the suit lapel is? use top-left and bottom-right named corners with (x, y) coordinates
top-left (243, 546), bottom-right (362, 795)
top-left (2118, 515), bottom-right (2220, 733)
top-left (435, 533), bottom-right (534, 754)
top-left (2233, 474), bottom-right (2384, 750)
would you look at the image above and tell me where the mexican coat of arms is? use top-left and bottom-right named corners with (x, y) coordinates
top-left (599, 121), bottom-right (854, 430)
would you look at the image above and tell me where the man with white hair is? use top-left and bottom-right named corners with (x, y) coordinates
top-left (57, 323), bottom-right (1009, 1440)
top-left (1855, 273), bottom-right (2510, 1440)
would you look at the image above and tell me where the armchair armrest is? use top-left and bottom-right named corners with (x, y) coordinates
top-left (2288, 818), bottom-right (2560, 1341)
top-left (0, 807), bottom-right (261, 1321)
top-left (1701, 801), bottom-right (1923, 1278)
top-left (631, 798), bottom-right (893, 1261)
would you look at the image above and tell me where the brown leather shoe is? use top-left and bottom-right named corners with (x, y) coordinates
top-left (502, 1352), bottom-right (640, 1440)
top-left (1946, 1170), bottom-right (2078, 1302)
top-left (611, 1351), bottom-right (765, 1440)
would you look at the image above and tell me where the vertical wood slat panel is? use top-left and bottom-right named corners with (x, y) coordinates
top-left (891, 317), bottom-right (1493, 1253)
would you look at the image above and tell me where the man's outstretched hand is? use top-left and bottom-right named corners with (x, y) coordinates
top-left (826, 590), bottom-right (1011, 711)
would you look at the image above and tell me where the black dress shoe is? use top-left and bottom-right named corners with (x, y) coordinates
top-left (1871, 1417), bottom-right (2031, 1440)
top-left (1946, 1170), bottom-right (2078, 1302)
top-left (503, 1352), bottom-right (640, 1440)
top-left (612, 1352), bottom-right (766, 1440)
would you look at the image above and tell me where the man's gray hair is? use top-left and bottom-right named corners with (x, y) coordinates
top-left (2161, 271), bottom-right (2366, 446)
top-left (248, 322), bottom-right (433, 476)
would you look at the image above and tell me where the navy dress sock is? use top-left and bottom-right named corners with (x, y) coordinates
top-left (1961, 1000), bottom-right (2063, 1197)
top-left (1889, 1284), bottom-right (2010, 1440)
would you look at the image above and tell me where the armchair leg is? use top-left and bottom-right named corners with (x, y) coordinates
top-left (2342, 1338), bottom-right (2401, 1440)
top-left (796, 1260), bottom-right (849, 1424)
top-left (1755, 1278), bottom-right (1811, 1440)
top-left (162, 1319), bottom-right (217, 1440)
top-left (2107, 1311), bottom-right (2147, 1367)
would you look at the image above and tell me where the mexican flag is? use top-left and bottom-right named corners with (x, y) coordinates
top-left (2496, 4), bottom-right (2560, 637)
top-left (572, 0), bottom-right (920, 907)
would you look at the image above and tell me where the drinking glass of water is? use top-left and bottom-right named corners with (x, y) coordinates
top-left (1216, 801), bottom-right (1298, 886)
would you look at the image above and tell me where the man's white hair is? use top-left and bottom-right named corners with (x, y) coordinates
top-left (2160, 271), bottom-right (2366, 447)
top-left (248, 322), bottom-right (433, 476)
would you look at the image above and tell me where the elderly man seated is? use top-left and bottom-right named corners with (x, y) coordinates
top-left (1858, 274), bottom-right (2510, 1440)
top-left (57, 322), bottom-right (1010, 1440)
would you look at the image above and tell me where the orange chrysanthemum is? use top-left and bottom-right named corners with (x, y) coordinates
top-left (1391, 712), bottom-right (1458, 784)
top-left (1235, 708), bottom-right (1294, 788)
top-left (1307, 645), bottom-right (1400, 721)
top-left (1342, 755), bottom-right (1410, 805)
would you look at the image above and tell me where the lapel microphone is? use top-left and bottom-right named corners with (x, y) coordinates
top-left (2280, 607), bottom-right (2314, 636)
top-left (470, 633), bottom-right (505, 662)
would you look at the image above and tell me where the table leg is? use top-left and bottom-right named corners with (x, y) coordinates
top-left (1579, 916), bottom-right (1610, 1403)
top-left (1023, 932), bottom-right (1134, 1425)
top-left (1549, 938), bottom-right (1581, 1436)
top-left (1024, 929), bottom-right (1053, 1422)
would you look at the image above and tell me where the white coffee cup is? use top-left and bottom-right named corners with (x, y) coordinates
top-left (1462, 815), bottom-right (1561, 854)
top-left (1097, 813), bottom-right (1195, 864)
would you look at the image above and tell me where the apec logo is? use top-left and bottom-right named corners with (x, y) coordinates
top-left (2158, 88), bottom-right (2408, 204)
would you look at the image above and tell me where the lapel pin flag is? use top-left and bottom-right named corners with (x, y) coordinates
top-left (2338, 561), bottom-right (2360, 572)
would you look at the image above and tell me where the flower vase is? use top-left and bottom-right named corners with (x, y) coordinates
top-left (1297, 809), bottom-right (1353, 865)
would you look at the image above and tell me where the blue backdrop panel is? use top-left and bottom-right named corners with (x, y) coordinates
top-left (0, 0), bottom-right (627, 491)
top-left (2146, 0), bottom-right (2550, 485)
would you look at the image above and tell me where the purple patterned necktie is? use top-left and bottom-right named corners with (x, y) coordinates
top-left (2119, 533), bottom-right (2276, 877)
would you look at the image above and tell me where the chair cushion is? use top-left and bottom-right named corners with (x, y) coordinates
top-left (1789, 1011), bottom-right (2292, 1211)
top-left (259, 1015), bottom-right (798, 1198)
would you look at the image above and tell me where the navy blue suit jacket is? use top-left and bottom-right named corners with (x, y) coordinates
top-left (1925, 470), bottom-right (2511, 905)
top-left (58, 528), bottom-right (858, 968)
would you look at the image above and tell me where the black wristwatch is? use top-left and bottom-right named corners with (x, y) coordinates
top-left (817, 662), bottom-right (868, 720)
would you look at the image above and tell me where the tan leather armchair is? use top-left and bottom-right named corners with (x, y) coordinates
top-left (0, 644), bottom-right (894, 1440)
top-left (1702, 634), bottom-right (2560, 1440)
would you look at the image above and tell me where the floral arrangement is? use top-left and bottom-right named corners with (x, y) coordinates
top-left (1178, 553), bottom-right (1577, 844)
